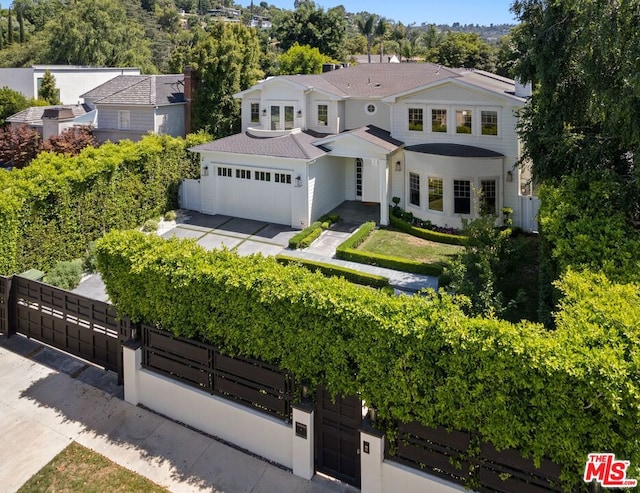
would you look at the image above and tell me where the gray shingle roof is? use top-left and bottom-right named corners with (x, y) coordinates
top-left (405, 143), bottom-right (505, 158)
top-left (7, 104), bottom-right (88, 125)
top-left (81, 75), bottom-right (185, 105)
top-left (341, 125), bottom-right (403, 152)
top-left (190, 130), bottom-right (327, 160)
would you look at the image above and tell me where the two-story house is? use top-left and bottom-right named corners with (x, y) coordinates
top-left (190, 63), bottom-right (532, 229)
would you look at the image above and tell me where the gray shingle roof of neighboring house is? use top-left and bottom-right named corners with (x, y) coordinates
top-left (80, 75), bottom-right (185, 105)
top-left (6, 104), bottom-right (89, 126)
top-left (405, 143), bottom-right (505, 158)
top-left (190, 129), bottom-right (328, 160)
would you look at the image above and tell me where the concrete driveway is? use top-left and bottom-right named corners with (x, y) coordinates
top-left (162, 212), bottom-right (298, 257)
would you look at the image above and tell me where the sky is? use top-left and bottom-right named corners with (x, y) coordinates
top-left (262, 0), bottom-right (517, 26)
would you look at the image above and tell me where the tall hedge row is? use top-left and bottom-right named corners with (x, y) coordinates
top-left (96, 230), bottom-right (640, 491)
top-left (0, 133), bottom-right (209, 275)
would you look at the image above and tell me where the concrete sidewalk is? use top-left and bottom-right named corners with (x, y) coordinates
top-left (0, 336), bottom-right (356, 493)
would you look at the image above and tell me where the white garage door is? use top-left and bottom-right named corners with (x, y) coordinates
top-left (214, 166), bottom-right (292, 225)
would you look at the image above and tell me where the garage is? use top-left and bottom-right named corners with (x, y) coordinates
top-left (214, 165), bottom-right (292, 225)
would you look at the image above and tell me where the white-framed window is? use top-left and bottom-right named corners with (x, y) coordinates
top-left (250, 103), bottom-right (260, 123)
top-left (274, 173), bottom-right (292, 184)
top-left (481, 110), bottom-right (499, 136)
top-left (431, 108), bottom-right (447, 133)
top-left (118, 110), bottom-right (130, 130)
top-left (235, 168), bottom-right (251, 179)
top-left (480, 179), bottom-right (497, 215)
top-left (409, 172), bottom-right (420, 207)
top-left (365, 103), bottom-right (377, 115)
top-left (255, 171), bottom-right (271, 181)
top-left (428, 177), bottom-right (444, 212)
top-left (455, 109), bottom-right (472, 134)
top-left (317, 104), bottom-right (328, 126)
top-left (408, 107), bottom-right (424, 131)
top-left (454, 179), bottom-right (471, 214)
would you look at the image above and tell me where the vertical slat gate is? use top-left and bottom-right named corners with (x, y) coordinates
top-left (315, 385), bottom-right (362, 488)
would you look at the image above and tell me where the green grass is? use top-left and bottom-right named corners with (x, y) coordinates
top-left (18, 442), bottom-right (169, 493)
top-left (358, 228), bottom-right (463, 264)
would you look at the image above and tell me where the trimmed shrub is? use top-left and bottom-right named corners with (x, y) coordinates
top-left (389, 213), bottom-right (467, 246)
top-left (338, 221), bottom-right (377, 249)
top-left (83, 241), bottom-right (98, 273)
top-left (276, 254), bottom-right (390, 288)
top-left (164, 210), bottom-right (178, 221)
top-left (142, 219), bottom-right (159, 232)
top-left (288, 221), bottom-right (322, 249)
top-left (43, 258), bottom-right (83, 290)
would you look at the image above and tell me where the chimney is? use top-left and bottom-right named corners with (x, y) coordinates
top-left (184, 66), bottom-right (198, 134)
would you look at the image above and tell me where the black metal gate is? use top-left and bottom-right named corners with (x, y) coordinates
top-left (315, 385), bottom-right (362, 488)
top-left (9, 275), bottom-right (133, 381)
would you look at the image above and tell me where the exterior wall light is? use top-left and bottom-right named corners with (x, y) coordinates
top-left (202, 165), bottom-right (209, 176)
top-left (395, 160), bottom-right (402, 172)
top-left (506, 170), bottom-right (513, 182)
top-left (295, 176), bottom-right (302, 187)
top-left (262, 108), bottom-right (267, 116)
top-left (297, 110), bottom-right (303, 117)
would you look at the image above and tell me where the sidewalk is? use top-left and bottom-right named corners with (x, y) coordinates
top-left (0, 336), bottom-right (356, 493)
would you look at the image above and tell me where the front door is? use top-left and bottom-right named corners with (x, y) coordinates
top-left (315, 385), bottom-right (362, 487)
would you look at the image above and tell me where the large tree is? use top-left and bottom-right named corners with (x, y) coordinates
top-left (356, 13), bottom-right (376, 63)
top-left (0, 86), bottom-right (28, 125)
top-left (44, 0), bottom-right (154, 71)
top-left (276, 43), bottom-right (331, 75)
top-left (190, 22), bottom-right (263, 137)
top-left (271, 1), bottom-right (347, 61)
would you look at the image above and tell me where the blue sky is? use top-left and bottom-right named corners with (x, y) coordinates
top-left (262, 0), bottom-right (517, 25)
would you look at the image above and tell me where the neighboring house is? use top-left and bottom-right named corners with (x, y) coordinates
top-left (190, 63), bottom-right (533, 230)
top-left (0, 66), bottom-right (140, 105)
top-left (81, 74), bottom-right (186, 143)
top-left (6, 105), bottom-right (94, 140)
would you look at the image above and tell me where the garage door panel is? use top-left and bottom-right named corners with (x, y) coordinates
top-left (215, 168), bottom-right (291, 225)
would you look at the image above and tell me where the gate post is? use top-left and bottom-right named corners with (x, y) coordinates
top-left (292, 390), bottom-right (315, 480)
top-left (360, 412), bottom-right (385, 493)
top-left (0, 276), bottom-right (16, 339)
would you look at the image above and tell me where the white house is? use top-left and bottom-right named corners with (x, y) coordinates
top-left (0, 65), bottom-right (140, 105)
top-left (190, 63), bottom-right (533, 230)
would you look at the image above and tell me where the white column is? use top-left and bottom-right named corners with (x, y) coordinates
top-left (292, 403), bottom-right (315, 480)
top-left (122, 341), bottom-right (142, 406)
top-left (361, 424), bottom-right (384, 493)
top-left (379, 158), bottom-right (389, 225)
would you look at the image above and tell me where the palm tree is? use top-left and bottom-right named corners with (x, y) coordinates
top-left (375, 18), bottom-right (387, 63)
top-left (357, 13), bottom-right (376, 63)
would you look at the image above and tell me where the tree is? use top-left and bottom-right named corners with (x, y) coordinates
top-left (190, 22), bottom-right (263, 137)
top-left (435, 32), bottom-right (496, 71)
top-left (356, 13), bottom-right (376, 63)
top-left (7, 8), bottom-right (13, 44)
top-left (271, 2), bottom-right (347, 61)
top-left (38, 69), bottom-right (60, 105)
top-left (42, 127), bottom-right (96, 156)
top-left (0, 86), bottom-right (29, 125)
top-left (44, 0), bottom-right (155, 71)
top-left (276, 43), bottom-right (331, 75)
top-left (374, 18), bottom-right (388, 63)
top-left (0, 124), bottom-right (41, 168)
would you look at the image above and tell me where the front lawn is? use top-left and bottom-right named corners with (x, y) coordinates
top-left (358, 228), bottom-right (463, 264)
top-left (18, 442), bottom-right (169, 493)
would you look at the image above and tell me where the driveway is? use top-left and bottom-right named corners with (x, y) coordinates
top-left (161, 212), bottom-right (298, 257)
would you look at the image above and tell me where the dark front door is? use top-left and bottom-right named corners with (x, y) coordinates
top-left (315, 385), bottom-right (362, 487)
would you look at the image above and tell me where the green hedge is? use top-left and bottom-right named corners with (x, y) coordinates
top-left (276, 254), bottom-right (390, 288)
top-left (336, 222), bottom-right (444, 276)
top-left (288, 221), bottom-right (323, 249)
top-left (389, 213), bottom-right (467, 245)
top-left (96, 230), bottom-right (640, 491)
top-left (0, 133), bottom-right (210, 275)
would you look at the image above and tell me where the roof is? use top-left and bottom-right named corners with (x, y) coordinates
top-left (405, 143), bottom-right (505, 158)
top-left (7, 104), bottom-right (89, 125)
top-left (262, 63), bottom-right (524, 102)
top-left (190, 129), bottom-right (327, 160)
top-left (81, 75), bottom-right (185, 105)
top-left (315, 125), bottom-right (403, 153)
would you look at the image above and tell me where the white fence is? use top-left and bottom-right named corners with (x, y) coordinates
top-left (179, 179), bottom-right (202, 212)
top-left (520, 195), bottom-right (540, 233)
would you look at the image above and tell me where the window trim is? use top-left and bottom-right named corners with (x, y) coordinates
top-left (454, 108), bottom-right (473, 135)
top-left (365, 103), bottom-right (377, 115)
top-left (250, 102), bottom-right (260, 123)
top-left (429, 107), bottom-right (448, 133)
top-left (453, 178), bottom-right (472, 215)
top-left (427, 176), bottom-right (444, 212)
top-left (269, 103), bottom-right (297, 130)
top-left (118, 110), bottom-right (130, 130)
top-left (409, 171), bottom-right (421, 208)
top-left (480, 178), bottom-right (498, 215)
top-left (408, 106), bottom-right (424, 132)
top-left (317, 103), bottom-right (328, 127)
top-left (480, 108), bottom-right (499, 137)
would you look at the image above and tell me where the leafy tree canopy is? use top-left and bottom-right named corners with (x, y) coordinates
top-left (0, 86), bottom-right (28, 125)
top-left (38, 69), bottom-right (59, 104)
top-left (276, 43), bottom-right (331, 75)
